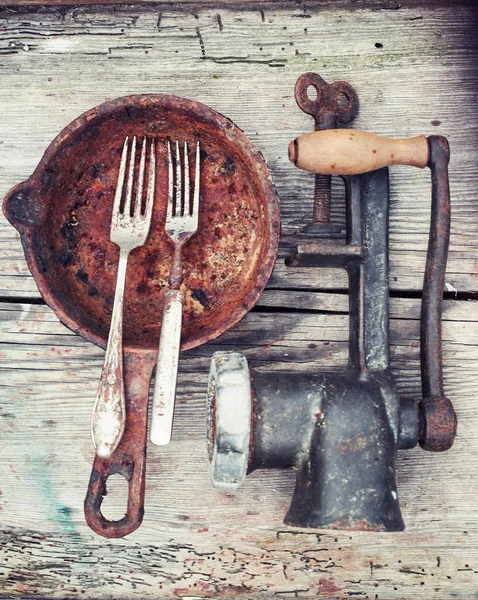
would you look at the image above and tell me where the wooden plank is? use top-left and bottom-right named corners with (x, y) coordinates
top-left (0, 4), bottom-right (477, 295)
top-left (1, 300), bottom-right (477, 598)
top-left (0, 0), bottom-right (472, 8)
top-left (256, 289), bottom-right (478, 321)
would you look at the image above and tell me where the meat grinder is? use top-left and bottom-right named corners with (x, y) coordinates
top-left (205, 73), bottom-right (457, 531)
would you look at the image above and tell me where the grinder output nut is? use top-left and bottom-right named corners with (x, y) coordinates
top-left (207, 351), bottom-right (252, 490)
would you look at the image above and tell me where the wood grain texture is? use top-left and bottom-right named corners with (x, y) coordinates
top-left (1, 299), bottom-right (478, 598)
top-left (0, 3), bottom-right (477, 295)
top-left (290, 131), bottom-right (429, 175)
top-left (0, 2), bottom-right (478, 599)
top-left (0, 0), bottom-right (471, 9)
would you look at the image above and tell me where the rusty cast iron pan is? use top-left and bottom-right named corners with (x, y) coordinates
top-left (3, 94), bottom-right (280, 537)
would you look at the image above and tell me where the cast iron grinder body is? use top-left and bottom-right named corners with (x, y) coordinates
top-left (206, 74), bottom-right (457, 532)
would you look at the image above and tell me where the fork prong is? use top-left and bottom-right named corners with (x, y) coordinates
top-left (143, 138), bottom-right (155, 223)
top-left (192, 141), bottom-right (201, 223)
top-left (183, 142), bottom-right (190, 217)
top-left (124, 135), bottom-right (137, 216)
top-left (134, 137), bottom-right (147, 217)
top-left (175, 140), bottom-right (182, 218)
top-left (113, 137), bottom-right (129, 217)
top-left (167, 140), bottom-right (174, 219)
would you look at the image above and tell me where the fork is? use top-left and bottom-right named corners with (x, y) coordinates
top-left (150, 140), bottom-right (200, 446)
top-left (91, 136), bottom-right (155, 459)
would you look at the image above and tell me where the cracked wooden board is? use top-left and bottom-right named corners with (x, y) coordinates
top-left (0, 527), bottom-right (477, 598)
top-left (0, 0), bottom-right (468, 7)
top-left (0, 3), bottom-right (478, 295)
top-left (1, 299), bottom-right (478, 598)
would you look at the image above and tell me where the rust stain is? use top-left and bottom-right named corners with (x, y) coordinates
top-left (318, 577), bottom-right (342, 596)
top-left (329, 518), bottom-right (382, 532)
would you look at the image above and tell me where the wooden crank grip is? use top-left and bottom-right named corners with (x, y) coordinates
top-left (289, 129), bottom-right (429, 175)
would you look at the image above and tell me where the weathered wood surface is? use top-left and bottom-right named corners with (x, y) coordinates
top-left (1, 298), bottom-right (478, 598)
top-left (0, 0), bottom-right (469, 8)
top-left (1, 2), bottom-right (478, 296)
top-left (1, 2), bottom-right (478, 599)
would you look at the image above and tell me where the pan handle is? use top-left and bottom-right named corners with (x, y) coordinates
top-left (3, 180), bottom-right (44, 230)
top-left (84, 350), bottom-right (155, 538)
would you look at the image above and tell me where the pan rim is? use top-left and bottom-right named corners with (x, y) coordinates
top-left (4, 93), bottom-right (281, 353)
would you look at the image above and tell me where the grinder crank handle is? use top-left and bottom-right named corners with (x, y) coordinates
top-left (289, 130), bottom-right (457, 452)
top-left (419, 136), bottom-right (457, 451)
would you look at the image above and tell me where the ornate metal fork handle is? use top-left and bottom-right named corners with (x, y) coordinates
top-left (91, 136), bottom-right (155, 459)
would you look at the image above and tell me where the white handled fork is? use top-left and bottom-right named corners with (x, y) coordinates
top-left (150, 140), bottom-right (201, 446)
top-left (91, 136), bottom-right (155, 459)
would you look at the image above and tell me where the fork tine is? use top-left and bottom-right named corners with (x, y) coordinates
top-left (134, 137), bottom-right (147, 217)
top-left (175, 140), bottom-right (182, 217)
top-left (143, 138), bottom-right (155, 222)
top-left (183, 141), bottom-right (190, 217)
top-left (192, 141), bottom-right (200, 222)
top-left (124, 135), bottom-right (137, 216)
top-left (167, 140), bottom-right (174, 219)
top-left (113, 137), bottom-right (129, 216)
